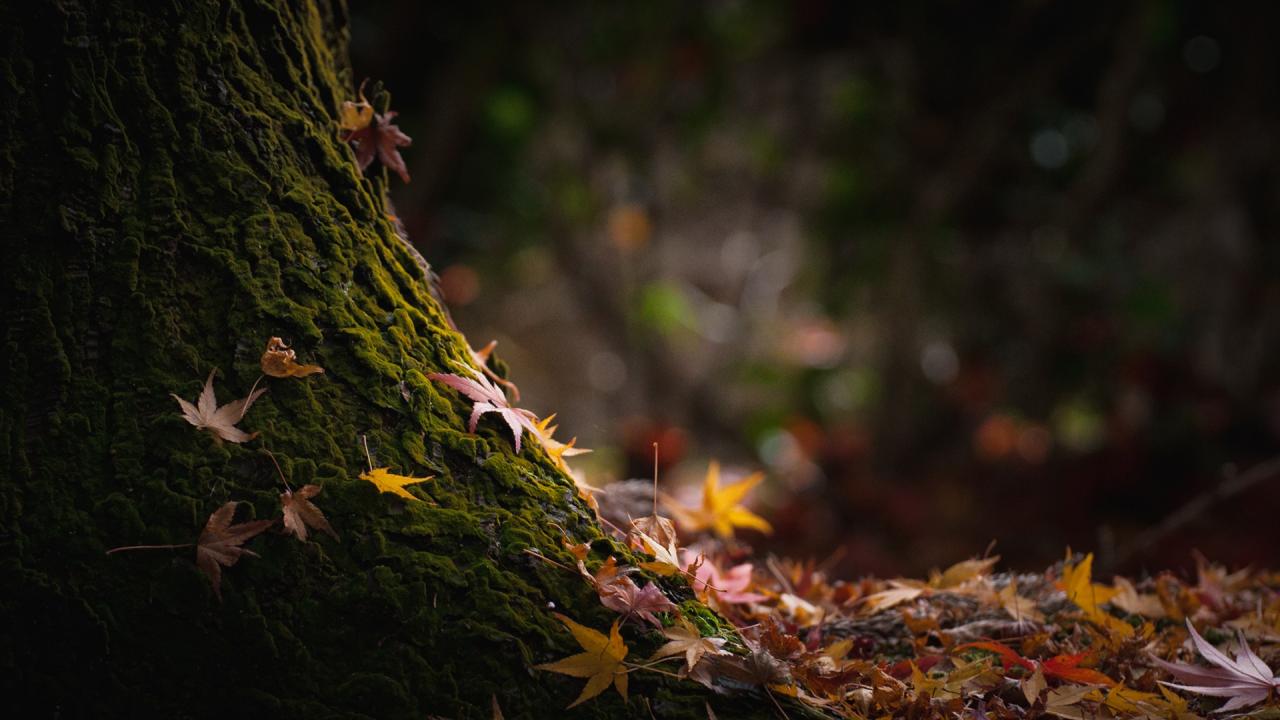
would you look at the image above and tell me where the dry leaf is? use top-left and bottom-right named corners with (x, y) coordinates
top-left (534, 613), bottom-right (629, 708)
top-left (667, 460), bottom-right (771, 539)
top-left (598, 576), bottom-right (676, 628)
top-left (1152, 619), bottom-right (1280, 713)
top-left (195, 501), bottom-right (273, 601)
top-left (280, 484), bottom-right (337, 541)
top-left (342, 104), bottom-right (412, 182)
top-left (172, 370), bottom-right (266, 443)
top-left (260, 337), bottom-right (324, 378)
top-left (531, 414), bottom-right (590, 471)
top-left (1110, 576), bottom-right (1166, 618)
top-left (635, 529), bottom-right (682, 576)
top-left (428, 367), bottom-right (538, 452)
top-left (932, 556), bottom-right (999, 589)
top-left (338, 80), bottom-right (374, 133)
top-left (650, 618), bottom-right (727, 672)
top-left (360, 467), bottom-right (432, 501)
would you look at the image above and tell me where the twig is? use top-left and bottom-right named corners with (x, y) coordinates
top-left (106, 543), bottom-right (192, 555)
top-left (361, 434), bottom-right (374, 472)
top-left (1114, 454), bottom-right (1280, 568)
top-left (263, 446), bottom-right (292, 492)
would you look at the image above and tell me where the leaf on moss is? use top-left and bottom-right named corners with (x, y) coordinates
top-left (260, 337), bottom-right (324, 378)
top-left (341, 101), bottom-right (412, 183)
top-left (428, 366), bottom-right (538, 452)
top-left (196, 502), bottom-right (273, 601)
top-left (359, 467), bottom-right (432, 501)
top-left (534, 613), bottom-right (629, 708)
top-left (171, 370), bottom-right (266, 443)
top-left (650, 618), bottom-right (727, 672)
top-left (597, 576), bottom-right (676, 628)
top-left (280, 484), bottom-right (337, 542)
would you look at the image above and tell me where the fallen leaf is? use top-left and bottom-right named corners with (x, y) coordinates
top-left (360, 467), bottom-right (432, 501)
top-left (1151, 618), bottom-right (1280, 713)
top-left (1110, 576), bottom-right (1167, 618)
top-left (428, 367), bottom-right (538, 452)
top-left (338, 80), bottom-right (374, 133)
top-left (1041, 653), bottom-right (1116, 686)
top-left (195, 501), bottom-right (273, 601)
top-left (531, 414), bottom-right (591, 471)
top-left (635, 529), bottom-right (682, 576)
top-left (535, 613), bottom-right (629, 708)
top-left (172, 370), bottom-right (267, 443)
top-left (260, 337), bottom-right (324, 378)
top-left (932, 556), bottom-right (1000, 589)
top-left (860, 585), bottom-right (925, 613)
top-left (280, 484), bottom-right (337, 541)
top-left (342, 106), bottom-right (412, 183)
top-left (471, 339), bottom-right (521, 401)
top-left (650, 618), bottom-right (727, 672)
top-left (598, 576), bottom-right (676, 628)
top-left (999, 580), bottom-right (1046, 625)
top-left (667, 460), bottom-right (772, 539)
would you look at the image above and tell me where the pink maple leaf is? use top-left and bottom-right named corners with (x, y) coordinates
top-left (428, 366), bottom-right (538, 452)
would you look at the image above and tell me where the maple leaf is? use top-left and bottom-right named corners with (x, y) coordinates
top-left (1110, 576), bottom-right (1167, 618)
top-left (280, 484), bottom-right (337, 542)
top-left (531, 415), bottom-right (591, 471)
top-left (338, 80), bottom-right (374, 133)
top-left (359, 467), bottom-right (432, 501)
top-left (171, 370), bottom-right (267, 443)
top-left (428, 366), bottom-right (538, 452)
top-left (535, 613), bottom-right (629, 708)
top-left (650, 618), bottom-right (727, 672)
top-left (260, 337), bottom-right (324, 378)
top-left (635, 529), bottom-right (682, 576)
top-left (860, 584), bottom-right (925, 613)
top-left (667, 460), bottom-right (772, 539)
top-left (470, 339), bottom-right (521, 401)
top-left (342, 106), bottom-right (412, 183)
top-left (195, 501), bottom-right (273, 601)
top-left (1041, 653), bottom-right (1116, 686)
top-left (931, 556), bottom-right (999, 589)
top-left (998, 579), bottom-right (1046, 626)
top-left (681, 550), bottom-right (767, 605)
top-left (1151, 619), bottom-right (1280, 713)
top-left (1060, 551), bottom-right (1134, 640)
top-left (597, 576), bottom-right (676, 628)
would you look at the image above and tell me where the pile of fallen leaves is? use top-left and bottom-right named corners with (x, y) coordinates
top-left (539, 468), bottom-right (1280, 719)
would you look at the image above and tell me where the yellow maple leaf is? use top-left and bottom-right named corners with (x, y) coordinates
top-left (1061, 551), bottom-right (1133, 640)
top-left (531, 415), bottom-right (591, 472)
top-left (668, 460), bottom-right (772, 539)
top-left (359, 467), bottom-right (432, 501)
top-left (535, 613), bottom-right (629, 708)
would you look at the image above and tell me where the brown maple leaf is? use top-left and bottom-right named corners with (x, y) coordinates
top-left (171, 370), bottom-right (267, 443)
top-left (342, 107), bottom-right (412, 183)
top-left (597, 576), bottom-right (677, 628)
top-left (260, 337), bottom-right (324, 378)
top-left (195, 501), bottom-right (273, 601)
top-left (280, 484), bottom-right (337, 542)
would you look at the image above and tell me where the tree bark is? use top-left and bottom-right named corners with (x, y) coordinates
top-left (0, 2), bottom-right (786, 718)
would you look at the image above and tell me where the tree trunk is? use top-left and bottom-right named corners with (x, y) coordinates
top-left (0, 2), bottom-right (786, 718)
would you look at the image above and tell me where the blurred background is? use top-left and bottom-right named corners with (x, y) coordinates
top-left (349, 1), bottom-right (1280, 578)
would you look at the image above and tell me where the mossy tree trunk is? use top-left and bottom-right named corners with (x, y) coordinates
top-left (0, 2), bottom-right (790, 718)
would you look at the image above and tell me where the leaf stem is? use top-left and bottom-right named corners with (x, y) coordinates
top-left (361, 434), bottom-right (374, 472)
top-left (106, 543), bottom-right (192, 555)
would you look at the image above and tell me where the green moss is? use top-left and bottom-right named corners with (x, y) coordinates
top-left (0, 1), bottom-right (810, 718)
